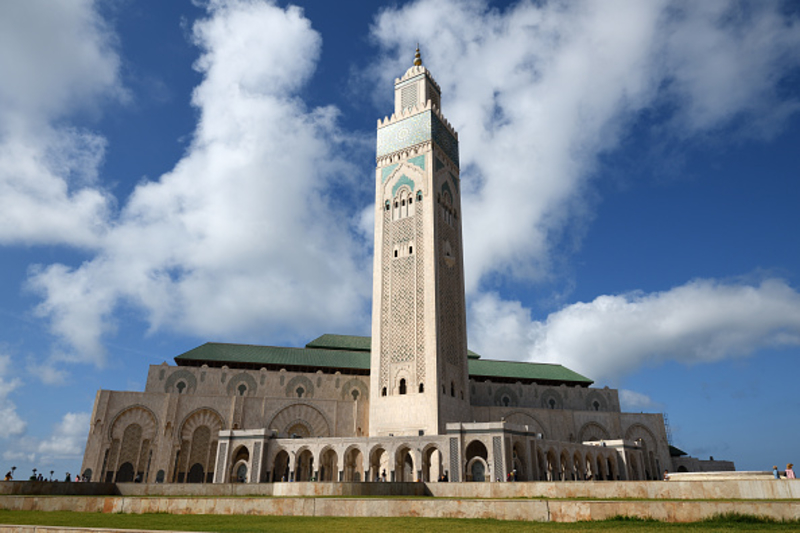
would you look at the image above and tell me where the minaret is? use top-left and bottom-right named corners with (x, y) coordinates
top-left (369, 48), bottom-right (470, 436)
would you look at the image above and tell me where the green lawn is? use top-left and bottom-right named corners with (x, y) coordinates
top-left (0, 511), bottom-right (798, 532)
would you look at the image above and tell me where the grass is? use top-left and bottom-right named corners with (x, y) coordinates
top-left (0, 510), bottom-right (798, 532)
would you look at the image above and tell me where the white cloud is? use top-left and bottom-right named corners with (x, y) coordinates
top-left (619, 389), bottom-right (661, 412)
top-left (27, 0), bottom-right (371, 365)
top-left (0, 354), bottom-right (26, 438)
top-left (469, 278), bottom-right (800, 381)
top-left (37, 412), bottom-right (90, 458)
top-left (369, 0), bottom-right (800, 291)
top-left (0, 0), bottom-right (122, 247)
top-left (7, 0), bottom-right (800, 375)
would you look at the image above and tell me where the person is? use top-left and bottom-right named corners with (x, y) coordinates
top-left (65, 472), bottom-right (71, 482)
top-left (786, 464), bottom-right (796, 479)
top-left (3, 471), bottom-right (11, 481)
top-left (381, 469), bottom-right (387, 482)
top-left (773, 466), bottom-right (780, 479)
top-left (663, 469), bottom-right (670, 481)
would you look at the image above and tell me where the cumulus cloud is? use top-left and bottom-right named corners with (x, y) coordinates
top-left (6, 0), bottom-right (800, 378)
top-left (469, 279), bottom-right (800, 380)
top-left (367, 0), bottom-right (800, 380)
top-left (27, 0), bottom-right (371, 366)
top-left (37, 412), bottom-right (91, 458)
top-left (0, 0), bottom-right (121, 247)
top-left (0, 354), bottom-right (26, 438)
top-left (369, 0), bottom-right (800, 290)
top-left (619, 390), bottom-right (662, 412)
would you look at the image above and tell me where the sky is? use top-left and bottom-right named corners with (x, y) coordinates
top-left (0, 0), bottom-right (798, 479)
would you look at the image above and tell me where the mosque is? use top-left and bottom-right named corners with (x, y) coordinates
top-left (80, 50), bottom-right (731, 485)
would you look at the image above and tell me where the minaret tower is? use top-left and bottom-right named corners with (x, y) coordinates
top-left (369, 48), bottom-right (470, 436)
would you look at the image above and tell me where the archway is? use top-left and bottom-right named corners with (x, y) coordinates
top-left (116, 462), bottom-right (134, 483)
top-left (273, 450), bottom-right (290, 482)
top-left (344, 446), bottom-right (364, 482)
top-left (369, 446), bottom-right (389, 482)
top-left (560, 450), bottom-right (571, 481)
top-left (229, 445), bottom-right (249, 483)
top-left (511, 442), bottom-right (527, 481)
top-left (467, 457), bottom-right (487, 482)
top-left (187, 463), bottom-right (204, 483)
top-left (464, 439), bottom-right (488, 482)
top-left (573, 452), bottom-right (584, 481)
top-left (595, 455), bottom-right (605, 481)
top-left (296, 449), bottom-right (314, 481)
top-left (394, 446), bottom-right (415, 482)
top-left (320, 448), bottom-right (338, 481)
top-left (422, 445), bottom-right (442, 482)
top-left (546, 449), bottom-right (558, 481)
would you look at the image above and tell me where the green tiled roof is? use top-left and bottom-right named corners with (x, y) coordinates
top-left (176, 343), bottom-right (370, 372)
top-left (467, 358), bottom-right (592, 385)
top-left (305, 334), bottom-right (371, 352)
top-left (175, 335), bottom-right (592, 385)
top-left (305, 334), bottom-right (481, 359)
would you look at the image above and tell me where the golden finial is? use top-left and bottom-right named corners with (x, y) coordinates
top-left (414, 45), bottom-right (422, 66)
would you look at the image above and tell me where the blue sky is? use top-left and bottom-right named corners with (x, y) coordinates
top-left (0, 0), bottom-right (799, 479)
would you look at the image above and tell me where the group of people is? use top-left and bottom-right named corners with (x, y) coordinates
top-left (3, 471), bottom-right (84, 482)
top-left (773, 464), bottom-right (795, 479)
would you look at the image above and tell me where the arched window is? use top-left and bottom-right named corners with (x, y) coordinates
top-left (238, 384), bottom-right (247, 396)
top-left (409, 245), bottom-right (413, 254)
top-left (176, 381), bottom-right (186, 394)
top-left (399, 379), bottom-right (407, 395)
top-left (419, 383), bottom-right (424, 393)
top-left (381, 387), bottom-right (387, 397)
top-left (296, 387), bottom-right (304, 398)
top-left (450, 382), bottom-right (455, 397)
top-left (593, 400), bottom-right (600, 411)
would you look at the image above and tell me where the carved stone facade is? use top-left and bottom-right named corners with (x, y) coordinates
top-left (81, 51), bottom-right (726, 485)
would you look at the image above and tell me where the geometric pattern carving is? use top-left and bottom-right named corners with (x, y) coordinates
top-left (215, 442), bottom-right (227, 483)
top-left (449, 437), bottom-right (460, 482)
top-left (377, 111), bottom-right (459, 166)
top-left (225, 372), bottom-right (258, 396)
top-left (164, 369), bottom-right (197, 394)
top-left (578, 422), bottom-right (611, 442)
top-left (437, 192), bottom-right (465, 368)
top-left (339, 378), bottom-right (368, 401)
top-left (180, 409), bottom-right (224, 440)
top-left (268, 403), bottom-right (331, 438)
top-left (285, 375), bottom-right (315, 398)
top-left (541, 390), bottom-right (563, 410)
top-left (585, 390), bottom-right (608, 411)
top-left (493, 436), bottom-right (504, 480)
top-left (493, 386), bottom-right (519, 407)
top-left (502, 412), bottom-right (546, 437)
top-left (109, 406), bottom-right (157, 441)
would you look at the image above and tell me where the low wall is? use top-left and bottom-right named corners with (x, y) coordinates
top-left (2, 479), bottom-right (799, 500)
top-left (0, 495), bottom-right (798, 523)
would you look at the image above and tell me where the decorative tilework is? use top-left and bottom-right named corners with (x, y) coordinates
top-left (377, 110), bottom-right (459, 167)
top-left (381, 164), bottom-right (398, 183)
top-left (493, 436), bottom-right (504, 479)
top-left (449, 438), bottom-right (460, 482)
top-left (449, 172), bottom-right (459, 193)
top-left (408, 155), bottom-right (425, 170)
top-left (392, 174), bottom-right (415, 197)
top-left (432, 113), bottom-right (459, 167)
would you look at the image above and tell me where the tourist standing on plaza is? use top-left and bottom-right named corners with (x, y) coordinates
top-left (786, 464), bottom-right (796, 479)
top-left (773, 466), bottom-right (781, 479)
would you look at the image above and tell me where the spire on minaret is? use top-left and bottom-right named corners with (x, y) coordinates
top-left (414, 45), bottom-right (422, 66)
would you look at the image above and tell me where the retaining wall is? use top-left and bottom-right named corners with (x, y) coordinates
top-left (0, 495), bottom-right (798, 523)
